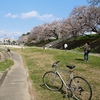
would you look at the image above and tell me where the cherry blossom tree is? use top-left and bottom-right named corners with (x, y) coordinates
top-left (87, 0), bottom-right (100, 5)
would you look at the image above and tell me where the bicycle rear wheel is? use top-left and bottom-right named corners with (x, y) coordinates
top-left (70, 76), bottom-right (92, 100)
top-left (43, 71), bottom-right (63, 91)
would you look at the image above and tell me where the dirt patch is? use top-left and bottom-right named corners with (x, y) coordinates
top-left (28, 78), bottom-right (37, 100)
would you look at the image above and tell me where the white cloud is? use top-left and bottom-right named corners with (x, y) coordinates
top-left (0, 30), bottom-right (22, 40)
top-left (37, 14), bottom-right (54, 20)
top-left (4, 10), bottom-right (60, 21)
top-left (21, 11), bottom-right (38, 19)
top-left (5, 13), bottom-right (19, 18)
top-left (0, 30), bottom-right (5, 33)
top-left (7, 31), bottom-right (22, 39)
top-left (11, 14), bottom-right (19, 18)
top-left (5, 13), bottom-right (11, 17)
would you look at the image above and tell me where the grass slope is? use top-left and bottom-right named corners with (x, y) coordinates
top-left (0, 59), bottom-right (14, 71)
top-left (13, 47), bottom-right (100, 100)
top-left (54, 34), bottom-right (100, 53)
top-left (27, 34), bottom-right (100, 53)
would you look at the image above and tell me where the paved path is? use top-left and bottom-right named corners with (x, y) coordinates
top-left (67, 50), bottom-right (100, 57)
top-left (0, 51), bottom-right (31, 100)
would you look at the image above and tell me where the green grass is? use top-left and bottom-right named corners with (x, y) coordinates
top-left (0, 49), bottom-right (4, 52)
top-left (0, 59), bottom-right (14, 71)
top-left (50, 34), bottom-right (100, 53)
top-left (13, 47), bottom-right (100, 100)
top-left (76, 34), bottom-right (100, 40)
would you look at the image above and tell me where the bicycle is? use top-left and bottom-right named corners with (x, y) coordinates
top-left (43, 61), bottom-right (92, 100)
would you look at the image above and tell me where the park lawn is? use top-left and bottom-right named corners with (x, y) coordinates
top-left (13, 47), bottom-right (100, 100)
top-left (0, 59), bottom-right (14, 71)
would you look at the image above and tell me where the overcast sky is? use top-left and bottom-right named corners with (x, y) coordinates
top-left (0, 0), bottom-right (89, 40)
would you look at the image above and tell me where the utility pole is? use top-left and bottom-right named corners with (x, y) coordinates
top-left (4, 34), bottom-right (6, 45)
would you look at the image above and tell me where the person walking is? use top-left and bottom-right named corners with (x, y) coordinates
top-left (64, 43), bottom-right (68, 51)
top-left (84, 42), bottom-right (91, 61)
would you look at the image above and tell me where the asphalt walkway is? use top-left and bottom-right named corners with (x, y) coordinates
top-left (67, 50), bottom-right (100, 57)
top-left (0, 51), bottom-right (31, 100)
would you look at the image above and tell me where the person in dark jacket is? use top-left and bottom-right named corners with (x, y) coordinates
top-left (7, 48), bottom-right (10, 52)
top-left (84, 42), bottom-right (91, 61)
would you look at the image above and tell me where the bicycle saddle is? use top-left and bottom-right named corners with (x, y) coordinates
top-left (67, 65), bottom-right (75, 69)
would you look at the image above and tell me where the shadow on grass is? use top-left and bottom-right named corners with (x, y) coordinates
top-left (75, 58), bottom-right (84, 61)
top-left (40, 84), bottom-right (72, 99)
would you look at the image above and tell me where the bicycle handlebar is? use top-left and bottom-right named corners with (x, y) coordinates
top-left (52, 61), bottom-right (75, 70)
top-left (52, 61), bottom-right (60, 68)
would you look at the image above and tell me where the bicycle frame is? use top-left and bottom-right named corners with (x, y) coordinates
top-left (54, 69), bottom-right (80, 99)
top-left (54, 66), bottom-right (74, 91)
top-left (43, 61), bottom-right (92, 100)
top-left (53, 62), bottom-right (81, 98)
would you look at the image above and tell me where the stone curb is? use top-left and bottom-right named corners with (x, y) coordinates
top-left (0, 68), bottom-right (10, 87)
top-left (0, 48), bottom-right (13, 87)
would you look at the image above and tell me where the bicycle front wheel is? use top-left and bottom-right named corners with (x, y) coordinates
top-left (43, 71), bottom-right (63, 91)
top-left (70, 76), bottom-right (92, 100)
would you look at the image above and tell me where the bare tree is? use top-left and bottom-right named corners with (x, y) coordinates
top-left (70, 6), bottom-right (100, 34)
top-left (29, 25), bottom-right (44, 42)
top-left (17, 34), bottom-right (29, 44)
top-left (18, 6), bottom-right (100, 44)
top-left (87, 0), bottom-right (100, 5)
top-left (49, 20), bottom-right (62, 39)
top-left (28, 20), bottom-right (62, 42)
top-left (85, 6), bottom-right (100, 33)
top-left (60, 6), bottom-right (86, 38)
